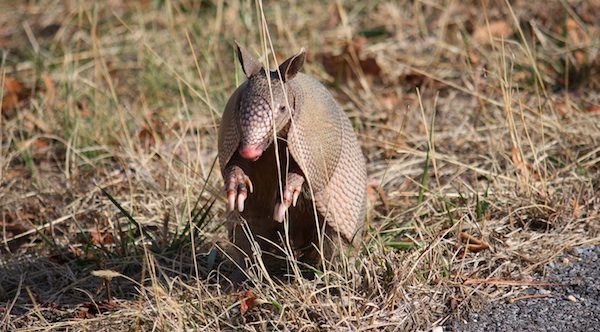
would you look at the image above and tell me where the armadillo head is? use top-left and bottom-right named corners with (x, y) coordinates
top-left (235, 42), bottom-right (305, 161)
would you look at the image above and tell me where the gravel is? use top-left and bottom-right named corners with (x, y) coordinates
top-left (450, 246), bottom-right (600, 332)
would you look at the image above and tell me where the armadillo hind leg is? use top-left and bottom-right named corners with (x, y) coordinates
top-left (228, 213), bottom-right (291, 281)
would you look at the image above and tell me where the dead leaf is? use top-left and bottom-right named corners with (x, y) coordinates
top-left (566, 19), bottom-right (582, 45)
top-left (69, 244), bottom-right (83, 258)
top-left (565, 18), bottom-right (590, 68)
top-left (42, 73), bottom-right (55, 106)
top-left (554, 99), bottom-right (570, 116)
top-left (319, 36), bottom-right (381, 81)
top-left (74, 306), bottom-right (93, 319)
top-left (16, 137), bottom-right (50, 152)
top-left (139, 108), bottom-right (166, 148)
top-left (572, 199), bottom-right (580, 219)
top-left (77, 100), bottom-right (90, 116)
top-left (359, 57), bottom-right (381, 76)
top-left (138, 127), bottom-right (156, 147)
top-left (239, 290), bottom-right (257, 315)
top-left (2, 76), bottom-right (25, 109)
top-left (20, 110), bottom-right (50, 133)
top-left (465, 243), bottom-right (489, 253)
top-left (473, 20), bottom-right (513, 45)
top-left (31, 138), bottom-right (50, 150)
top-left (90, 229), bottom-right (114, 246)
top-left (511, 146), bottom-right (531, 180)
top-left (367, 178), bottom-right (389, 211)
top-left (468, 51), bottom-right (480, 66)
top-left (3, 76), bottom-right (23, 95)
top-left (75, 300), bottom-right (118, 318)
top-left (584, 105), bottom-right (600, 114)
top-left (326, 3), bottom-right (341, 29)
top-left (377, 92), bottom-right (399, 112)
top-left (573, 51), bottom-right (586, 67)
top-left (459, 232), bottom-right (490, 253)
top-left (3, 167), bottom-right (27, 181)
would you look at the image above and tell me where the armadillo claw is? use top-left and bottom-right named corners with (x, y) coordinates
top-left (283, 188), bottom-right (293, 204)
top-left (227, 192), bottom-right (236, 212)
top-left (273, 194), bottom-right (291, 222)
top-left (283, 187), bottom-right (300, 207)
top-left (237, 193), bottom-right (246, 212)
top-left (273, 173), bottom-right (305, 220)
top-left (224, 166), bottom-right (251, 212)
top-left (273, 202), bottom-right (287, 223)
top-left (245, 177), bottom-right (254, 194)
top-left (226, 189), bottom-right (247, 212)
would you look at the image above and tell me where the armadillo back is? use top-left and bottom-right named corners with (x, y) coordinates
top-left (218, 82), bottom-right (246, 175)
top-left (287, 74), bottom-right (367, 241)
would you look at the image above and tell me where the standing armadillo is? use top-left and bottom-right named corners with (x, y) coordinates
top-left (218, 42), bottom-right (366, 276)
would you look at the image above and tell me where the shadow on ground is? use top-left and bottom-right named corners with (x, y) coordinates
top-left (0, 244), bottom-right (227, 321)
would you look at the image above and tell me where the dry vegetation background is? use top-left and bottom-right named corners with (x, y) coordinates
top-left (0, 0), bottom-right (599, 330)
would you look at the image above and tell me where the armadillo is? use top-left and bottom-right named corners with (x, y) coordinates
top-left (218, 42), bottom-right (366, 275)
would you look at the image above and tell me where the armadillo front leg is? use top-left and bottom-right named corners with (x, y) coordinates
top-left (273, 166), bottom-right (305, 222)
top-left (224, 164), bottom-right (253, 212)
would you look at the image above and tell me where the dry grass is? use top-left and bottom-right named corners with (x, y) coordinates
top-left (1, 0), bottom-right (599, 330)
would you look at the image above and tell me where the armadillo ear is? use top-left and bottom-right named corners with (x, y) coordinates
top-left (278, 48), bottom-right (305, 82)
top-left (235, 41), bottom-right (261, 78)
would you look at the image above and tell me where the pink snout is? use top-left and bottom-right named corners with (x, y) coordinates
top-left (239, 146), bottom-right (263, 161)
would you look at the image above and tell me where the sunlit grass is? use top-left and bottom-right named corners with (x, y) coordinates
top-left (0, 0), bottom-right (598, 330)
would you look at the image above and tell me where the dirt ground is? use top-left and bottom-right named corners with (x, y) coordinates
top-left (452, 246), bottom-right (600, 331)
